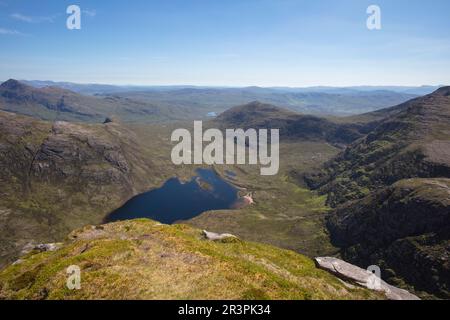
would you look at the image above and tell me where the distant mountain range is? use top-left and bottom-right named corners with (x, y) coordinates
top-left (21, 79), bottom-right (444, 96)
top-left (0, 79), bottom-right (195, 123)
top-left (0, 79), bottom-right (448, 299)
top-left (91, 87), bottom-right (421, 117)
top-left (14, 79), bottom-right (439, 117)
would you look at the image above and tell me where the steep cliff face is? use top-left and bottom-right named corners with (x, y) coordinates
top-left (327, 178), bottom-right (450, 298)
top-left (303, 88), bottom-right (450, 299)
top-left (0, 219), bottom-right (384, 300)
top-left (0, 111), bottom-right (162, 267)
top-left (306, 87), bottom-right (450, 207)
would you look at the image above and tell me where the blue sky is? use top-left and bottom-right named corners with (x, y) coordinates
top-left (0, 0), bottom-right (449, 86)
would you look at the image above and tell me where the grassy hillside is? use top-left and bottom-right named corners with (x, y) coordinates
top-left (0, 219), bottom-right (383, 300)
top-left (187, 145), bottom-right (340, 258)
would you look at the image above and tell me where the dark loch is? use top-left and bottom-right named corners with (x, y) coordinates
top-left (105, 168), bottom-right (239, 224)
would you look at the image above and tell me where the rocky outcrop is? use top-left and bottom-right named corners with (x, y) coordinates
top-left (33, 121), bottom-right (133, 186)
top-left (0, 110), bottom-right (160, 268)
top-left (327, 178), bottom-right (450, 299)
top-left (315, 257), bottom-right (419, 300)
top-left (21, 243), bottom-right (62, 255)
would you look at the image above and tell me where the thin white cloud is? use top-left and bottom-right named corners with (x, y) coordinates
top-left (10, 13), bottom-right (56, 23)
top-left (0, 27), bottom-right (25, 35)
top-left (83, 9), bottom-right (96, 17)
top-left (10, 13), bottom-right (33, 23)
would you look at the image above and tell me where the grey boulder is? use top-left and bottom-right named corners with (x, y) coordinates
top-left (315, 257), bottom-right (420, 300)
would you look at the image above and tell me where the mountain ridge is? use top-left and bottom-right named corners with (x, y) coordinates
top-left (304, 87), bottom-right (450, 298)
top-left (305, 86), bottom-right (450, 206)
top-left (0, 79), bottom-right (183, 123)
top-left (21, 79), bottom-right (443, 95)
top-left (214, 101), bottom-right (377, 145)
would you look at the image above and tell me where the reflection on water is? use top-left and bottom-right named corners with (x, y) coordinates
top-left (105, 168), bottom-right (239, 224)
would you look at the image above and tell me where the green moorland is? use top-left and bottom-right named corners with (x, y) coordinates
top-left (0, 219), bottom-right (383, 300)
top-left (132, 122), bottom-right (342, 257)
top-left (186, 141), bottom-right (341, 257)
top-left (0, 113), bottom-right (341, 270)
top-left (2, 86), bottom-right (448, 299)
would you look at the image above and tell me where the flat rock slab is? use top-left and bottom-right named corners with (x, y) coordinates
top-left (203, 230), bottom-right (237, 241)
top-left (315, 257), bottom-right (420, 300)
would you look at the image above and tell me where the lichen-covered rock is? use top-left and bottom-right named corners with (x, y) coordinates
top-left (315, 257), bottom-right (419, 300)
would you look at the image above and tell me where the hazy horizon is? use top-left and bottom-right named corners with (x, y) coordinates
top-left (1, 0), bottom-right (449, 87)
top-left (1, 78), bottom-right (448, 89)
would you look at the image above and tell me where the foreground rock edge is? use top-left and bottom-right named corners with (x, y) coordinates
top-left (315, 257), bottom-right (420, 300)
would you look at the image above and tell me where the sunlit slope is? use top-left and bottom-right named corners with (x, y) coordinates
top-left (0, 219), bottom-right (383, 300)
